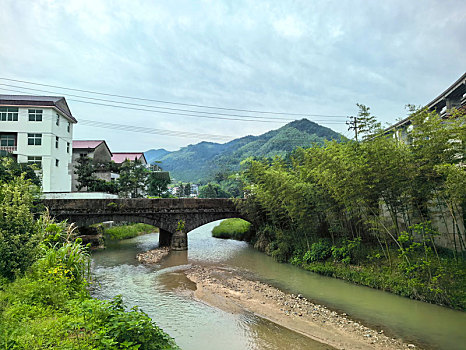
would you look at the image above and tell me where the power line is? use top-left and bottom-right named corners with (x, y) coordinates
top-left (0, 86), bottom-right (287, 123)
top-left (0, 86), bottom-right (345, 124)
top-left (0, 83), bottom-right (295, 122)
top-left (78, 119), bottom-right (233, 140)
top-left (0, 77), bottom-right (348, 118)
top-left (0, 104), bottom-right (235, 141)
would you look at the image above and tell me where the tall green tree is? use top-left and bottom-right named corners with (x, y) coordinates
top-left (147, 171), bottom-right (171, 197)
top-left (184, 183), bottom-right (191, 197)
top-left (74, 155), bottom-right (97, 191)
top-left (118, 159), bottom-right (148, 198)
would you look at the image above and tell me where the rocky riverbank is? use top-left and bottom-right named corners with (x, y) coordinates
top-left (137, 247), bottom-right (170, 264)
top-left (185, 265), bottom-right (418, 350)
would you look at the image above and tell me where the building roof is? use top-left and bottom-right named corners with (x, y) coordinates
top-left (73, 140), bottom-right (105, 149)
top-left (111, 152), bottom-right (147, 164)
top-left (73, 140), bottom-right (112, 156)
top-left (0, 95), bottom-right (77, 123)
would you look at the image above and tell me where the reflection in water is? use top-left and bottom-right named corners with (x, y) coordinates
top-left (92, 229), bottom-right (322, 350)
top-left (92, 221), bottom-right (466, 350)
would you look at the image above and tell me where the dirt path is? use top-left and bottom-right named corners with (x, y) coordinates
top-left (185, 265), bottom-right (418, 350)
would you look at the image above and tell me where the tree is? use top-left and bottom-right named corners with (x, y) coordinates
top-left (118, 159), bottom-right (148, 198)
top-left (199, 182), bottom-right (230, 198)
top-left (0, 156), bottom-right (41, 187)
top-left (349, 103), bottom-right (382, 140)
top-left (147, 171), bottom-right (171, 197)
top-left (184, 183), bottom-right (191, 197)
top-left (74, 155), bottom-right (97, 191)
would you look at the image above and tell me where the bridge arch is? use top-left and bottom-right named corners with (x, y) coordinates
top-left (43, 198), bottom-right (246, 249)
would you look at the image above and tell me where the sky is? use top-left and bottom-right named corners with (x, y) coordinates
top-left (0, 0), bottom-right (465, 152)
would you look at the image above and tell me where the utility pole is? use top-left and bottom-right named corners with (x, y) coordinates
top-left (346, 116), bottom-right (359, 141)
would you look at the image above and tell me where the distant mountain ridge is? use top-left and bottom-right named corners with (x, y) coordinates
top-left (145, 119), bottom-right (344, 182)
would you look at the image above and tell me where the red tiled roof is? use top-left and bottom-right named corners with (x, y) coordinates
top-left (111, 152), bottom-right (145, 163)
top-left (73, 140), bottom-right (105, 149)
top-left (0, 95), bottom-right (76, 123)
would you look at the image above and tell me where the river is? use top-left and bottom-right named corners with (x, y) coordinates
top-left (91, 221), bottom-right (466, 350)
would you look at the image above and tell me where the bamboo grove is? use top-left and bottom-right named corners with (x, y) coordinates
top-left (237, 106), bottom-right (466, 308)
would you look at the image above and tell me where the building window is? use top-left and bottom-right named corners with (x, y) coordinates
top-left (67, 142), bottom-right (70, 153)
top-left (55, 159), bottom-right (59, 167)
top-left (67, 122), bottom-right (71, 133)
top-left (56, 114), bottom-right (60, 126)
top-left (27, 156), bottom-right (42, 168)
top-left (0, 135), bottom-right (15, 147)
top-left (0, 107), bottom-right (18, 121)
top-left (28, 133), bottom-right (42, 145)
top-left (55, 136), bottom-right (59, 148)
top-left (79, 153), bottom-right (87, 158)
top-left (28, 109), bottom-right (43, 121)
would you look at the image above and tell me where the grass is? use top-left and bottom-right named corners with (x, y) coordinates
top-left (212, 218), bottom-right (251, 241)
top-left (104, 223), bottom-right (158, 240)
top-left (0, 264), bottom-right (179, 349)
top-left (290, 244), bottom-right (466, 310)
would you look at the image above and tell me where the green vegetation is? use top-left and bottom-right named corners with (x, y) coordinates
top-left (147, 171), bottom-right (171, 197)
top-left (75, 157), bottom-right (168, 198)
top-left (104, 223), bottom-right (157, 240)
top-left (199, 182), bottom-right (231, 198)
top-left (0, 162), bottom-right (178, 349)
top-left (145, 119), bottom-right (344, 183)
top-left (238, 105), bottom-right (466, 309)
top-left (212, 219), bottom-right (251, 241)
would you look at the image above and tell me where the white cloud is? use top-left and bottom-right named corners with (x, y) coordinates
top-left (273, 15), bottom-right (306, 39)
top-left (0, 0), bottom-right (465, 151)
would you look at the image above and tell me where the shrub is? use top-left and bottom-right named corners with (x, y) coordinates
top-left (331, 237), bottom-right (361, 264)
top-left (105, 223), bottom-right (157, 240)
top-left (0, 176), bottom-right (41, 280)
top-left (303, 239), bottom-right (332, 263)
top-left (212, 218), bottom-right (251, 241)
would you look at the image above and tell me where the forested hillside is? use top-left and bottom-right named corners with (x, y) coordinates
top-left (145, 119), bottom-right (344, 182)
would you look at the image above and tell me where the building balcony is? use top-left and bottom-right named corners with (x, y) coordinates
top-left (0, 145), bottom-right (17, 153)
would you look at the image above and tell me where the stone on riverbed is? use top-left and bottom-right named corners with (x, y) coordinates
top-left (137, 246), bottom-right (170, 264)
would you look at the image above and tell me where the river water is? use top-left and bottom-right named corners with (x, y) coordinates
top-left (91, 221), bottom-right (466, 350)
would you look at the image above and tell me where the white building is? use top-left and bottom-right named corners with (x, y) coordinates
top-left (0, 95), bottom-right (77, 192)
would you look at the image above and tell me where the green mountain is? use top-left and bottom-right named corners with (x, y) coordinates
top-left (144, 148), bottom-right (170, 163)
top-left (145, 119), bottom-right (344, 182)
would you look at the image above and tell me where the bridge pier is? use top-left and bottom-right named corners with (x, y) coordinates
top-left (171, 230), bottom-right (188, 251)
top-left (43, 198), bottom-right (245, 253)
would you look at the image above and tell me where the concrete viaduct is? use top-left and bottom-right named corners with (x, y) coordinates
top-left (43, 198), bottom-right (244, 250)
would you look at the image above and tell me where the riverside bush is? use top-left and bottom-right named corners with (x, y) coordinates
top-left (0, 176), bottom-right (41, 280)
top-left (105, 223), bottom-right (157, 240)
top-left (0, 233), bottom-right (178, 349)
top-left (212, 218), bottom-right (251, 241)
top-left (0, 172), bottom-right (178, 349)
top-left (303, 239), bottom-right (332, 263)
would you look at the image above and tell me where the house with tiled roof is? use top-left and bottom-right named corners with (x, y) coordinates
top-left (0, 95), bottom-right (77, 192)
top-left (71, 140), bottom-right (114, 191)
top-left (111, 152), bottom-right (147, 165)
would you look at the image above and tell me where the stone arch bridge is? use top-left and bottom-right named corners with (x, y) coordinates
top-left (43, 198), bottom-right (245, 250)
